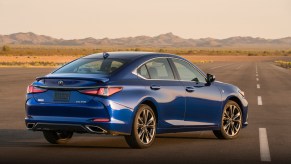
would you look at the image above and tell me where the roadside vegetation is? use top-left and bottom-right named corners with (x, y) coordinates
top-left (0, 45), bottom-right (290, 67)
top-left (275, 60), bottom-right (291, 69)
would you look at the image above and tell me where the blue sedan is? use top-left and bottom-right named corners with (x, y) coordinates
top-left (25, 52), bottom-right (248, 148)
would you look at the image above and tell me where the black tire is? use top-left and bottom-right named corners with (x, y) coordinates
top-left (125, 104), bottom-right (156, 149)
top-left (213, 100), bottom-right (242, 139)
top-left (43, 131), bottom-right (73, 144)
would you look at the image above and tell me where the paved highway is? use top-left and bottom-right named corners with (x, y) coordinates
top-left (0, 60), bottom-right (290, 163)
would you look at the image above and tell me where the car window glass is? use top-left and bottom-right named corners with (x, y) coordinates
top-left (137, 64), bottom-right (150, 79)
top-left (145, 58), bottom-right (174, 80)
top-left (54, 58), bottom-right (126, 74)
top-left (77, 60), bottom-right (102, 73)
top-left (110, 61), bottom-right (123, 72)
top-left (172, 58), bottom-right (206, 83)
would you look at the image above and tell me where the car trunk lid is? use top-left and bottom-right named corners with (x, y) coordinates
top-left (32, 73), bottom-right (109, 104)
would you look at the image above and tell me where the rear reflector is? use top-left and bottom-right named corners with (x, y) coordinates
top-left (92, 118), bottom-right (110, 122)
top-left (79, 87), bottom-right (122, 96)
top-left (27, 85), bottom-right (47, 94)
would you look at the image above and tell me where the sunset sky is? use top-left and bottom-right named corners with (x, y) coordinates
top-left (0, 0), bottom-right (290, 39)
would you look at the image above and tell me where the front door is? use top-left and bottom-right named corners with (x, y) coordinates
top-left (171, 58), bottom-right (222, 127)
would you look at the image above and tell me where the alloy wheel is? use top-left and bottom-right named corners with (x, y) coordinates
top-left (222, 105), bottom-right (242, 136)
top-left (137, 108), bottom-right (156, 144)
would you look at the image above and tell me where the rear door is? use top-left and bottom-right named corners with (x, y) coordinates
top-left (170, 58), bottom-right (222, 127)
top-left (137, 58), bottom-right (186, 128)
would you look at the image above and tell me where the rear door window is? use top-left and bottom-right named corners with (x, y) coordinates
top-left (145, 58), bottom-right (174, 80)
top-left (137, 65), bottom-right (150, 79)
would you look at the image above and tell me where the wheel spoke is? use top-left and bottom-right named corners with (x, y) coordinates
top-left (138, 129), bottom-right (144, 138)
top-left (233, 119), bottom-right (241, 123)
top-left (227, 123), bottom-right (232, 135)
top-left (145, 131), bottom-right (150, 143)
top-left (138, 117), bottom-right (144, 124)
top-left (147, 116), bottom-right (154, 125)
top-left (230, 124), bottom-right (234, 135)
top-left (224, 122), bottom-right (231, 131)
top-left (234, 124), bottom-right (240, 132)
top-left (143, 110), bottom-right (148, 125)
top-left (233, 112), bottom-right (241, 120)
top-left (147, 125), bottom-right (155, 129)
top-left (231, 106), bottom-right (235, 118)
top-left (137, 123), bottom-right (143, 128)
top-left (224, 110), bottom-right (231, 119)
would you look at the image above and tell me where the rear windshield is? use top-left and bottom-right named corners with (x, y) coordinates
top-left (53, 58), bottom-right (127, 75)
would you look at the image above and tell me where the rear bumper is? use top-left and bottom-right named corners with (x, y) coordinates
top-left (26, 122), bottom-right (108, 134)
top-left (25, 116), bottom-right (129, 135)
top-left (25, 97), bottom-right (133, 135)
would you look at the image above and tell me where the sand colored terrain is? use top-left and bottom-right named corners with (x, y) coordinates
top-left (182, 55), bottom-right (291, 62)
top-left (0, 55), bottom-right (77, 63)
top-left (0, 55), bottom-right (291, 67)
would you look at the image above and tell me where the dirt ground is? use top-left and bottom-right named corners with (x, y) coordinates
top-left (0, 55), bottom-right (291, 68)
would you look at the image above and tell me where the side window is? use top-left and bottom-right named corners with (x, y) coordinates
top-left (145, 58), bottom-right (174, 80)
top-left (137, 64), bottom-right (150, 79)
top-left (110, 60), bottom-right (123, 72)
top-left (172, 58), bottom-right (206, 83)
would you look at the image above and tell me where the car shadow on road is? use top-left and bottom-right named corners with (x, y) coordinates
top-left (0, 129), bottom-right (219, 149)
top-left (156, 131), bottom-right (217, 140)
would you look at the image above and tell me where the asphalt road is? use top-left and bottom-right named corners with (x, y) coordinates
top-left (0, 60), bottom-right (291, 164)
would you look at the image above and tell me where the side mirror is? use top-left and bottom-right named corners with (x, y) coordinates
top-left (206, 73), bottom-right (215, 83)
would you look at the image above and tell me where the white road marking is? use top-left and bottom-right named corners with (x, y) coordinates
top-left (259, 128), bottom-right (271, 162)
top-left (210, 64), bottom-right (233, 69)
top-left (256, 64), bottom-right (258, 73)
top-left (257, 84), bottom-right (260, 89)
top-left (256, 74), bottom-right (258, 77)
top-left (258, 96), bottom-right (263, 105)
top-left (236, 64), bottom-right (242, 70)
top-left (256, 78), bottom-right (259, 81)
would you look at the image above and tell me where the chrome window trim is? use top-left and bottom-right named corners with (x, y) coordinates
top-left (171, 57), bottom-right (207, 83)
top-left (132, 56), bottom-right (207, 83)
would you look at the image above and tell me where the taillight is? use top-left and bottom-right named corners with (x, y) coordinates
top-left (27, 85), bottom-right (47, 94)
top-left (79, 87), bottom-right (122, 96)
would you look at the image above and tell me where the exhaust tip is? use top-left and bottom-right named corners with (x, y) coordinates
top-left (26, 123), bottom-right (35, 129)
top-left (86, 125), bottom-right (107, 134)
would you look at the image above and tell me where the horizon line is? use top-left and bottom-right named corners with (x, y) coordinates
top-left (1, 32), bottom-right (291, 40)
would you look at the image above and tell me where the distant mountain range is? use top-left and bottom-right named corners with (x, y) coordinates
top-left (0, 32), bottom-right (291, 48)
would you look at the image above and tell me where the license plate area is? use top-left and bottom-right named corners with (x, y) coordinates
top-left (54, 91), bottom-right (70, 102)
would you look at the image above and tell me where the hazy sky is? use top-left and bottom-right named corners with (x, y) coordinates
top-left (0, 0), bottom-right (290, 39)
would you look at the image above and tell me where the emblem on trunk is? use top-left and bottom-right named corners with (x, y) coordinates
top-left (58, 80), bottom-right (64, 86)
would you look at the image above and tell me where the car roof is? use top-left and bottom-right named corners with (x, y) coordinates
top-left (83, 51), bottom-right (182, 61)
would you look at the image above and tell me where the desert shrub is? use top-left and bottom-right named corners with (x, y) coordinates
top-left (248, 52), bottom-right (257, 56)
top-left (275, 60), bottom-right (291, 69)
top-left (2, 45), bottom-right (10, 51)
top-left (0, 61), bottom-right (64, 67)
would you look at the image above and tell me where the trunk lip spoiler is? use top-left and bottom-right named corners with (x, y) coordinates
top-left (33, 85), bottom-right (100, 90)
top-left (36, 76), bottom-right (109, 83)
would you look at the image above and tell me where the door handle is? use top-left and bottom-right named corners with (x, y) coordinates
top-left (186, 86), bottom-right (195, 92)
top-left (150, 85), bottom-right (161, 90)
